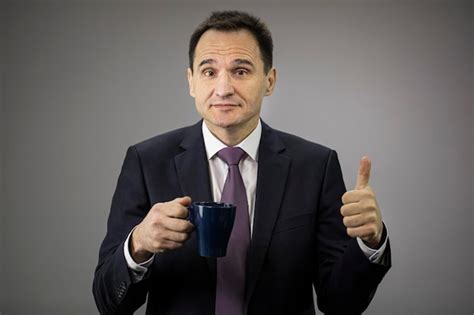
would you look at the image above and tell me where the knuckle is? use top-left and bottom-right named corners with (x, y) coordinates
top-left (368, 199), bottom-right (377, 209)
top-left (151, 228), bottom-right (162, 238)
top-left (341, 193), bottom-right (348, 204)
top-left (183, 233), bottom-right (191, 242)
top-left (161, 217), bottom-right (174, 229)
top-left (342, 216), bottom-right (350, 226)
top-left (343, 191), bottom-right (355, 203)
top-left (364, 213), bottom-right (375, 223)
top-left (153, 211), bottom-right (166, 224)
top-left (367, 203), bottom-right (377, 212)
top-left (174, 219), bottom-right (188, 232)
top-left (353, 217), bottom-right (360, 227)
top-left (150, 229), bottom-right (159, 240)
top-left (152, 231), bottom-right (166, 245)
top-left (177, 233), bottom-right (188, 242)
top-left (359, 200), bottom-right (371, 212)
top-left (151, 240), bottom-right (162, 250)
top-left (340, 205), bottom-right (347, 216)
top-left (169, 205), bottom-right (186, 219)
top-left (185, 222), bottom-right (195, 232)
top-left (178, 207), bottom-right (189, 218)
top-left (346, 228), bottom-right (356, 238)
top-left (183, 232), bottom-right (191, 241)
top-left (183, 220), bottom-right (194, 231)
top-left (151, 202), bottom-right (165, 212)
top-left (370, 213), bottom-right (378, 222)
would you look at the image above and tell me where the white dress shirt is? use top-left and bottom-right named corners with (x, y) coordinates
top-left (124, 120), bottom-right (388, 282)
top-left (203, 119), bottom-right (260, 236)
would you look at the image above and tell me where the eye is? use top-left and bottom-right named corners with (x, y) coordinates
top-left (202, 69), bottom-right (215, 77)
top-left (234, 68), bottom-right (249, 76)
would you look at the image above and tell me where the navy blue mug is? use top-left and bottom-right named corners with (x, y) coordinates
top-left (187, 202), bottom-right (236, 257)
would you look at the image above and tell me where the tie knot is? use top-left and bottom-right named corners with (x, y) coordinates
top-left (217, 147), bottom-right (247, 166)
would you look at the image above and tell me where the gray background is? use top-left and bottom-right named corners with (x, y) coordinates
top-left (1, 1), bottom-right (472, 314)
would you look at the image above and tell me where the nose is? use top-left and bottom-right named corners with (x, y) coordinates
top-left (215, 73), bottom-right (234, 98)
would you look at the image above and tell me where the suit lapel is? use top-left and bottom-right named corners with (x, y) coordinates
top-left (174, 121), bottom-right (213, 204)
top-left (174, 121), bottom-right (216, 277)
top-left (245, 122), bottom-right (291, 303)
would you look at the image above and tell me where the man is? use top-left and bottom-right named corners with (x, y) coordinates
top-left (93, 10), bottom-right (391, 315)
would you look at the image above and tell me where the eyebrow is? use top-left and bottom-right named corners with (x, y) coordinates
top-left (198, 59), bottom-right (215, 68)
top-left (232, 59), bottom-right (255, 68)
top-left (197, 58), bottom-right (255, 69)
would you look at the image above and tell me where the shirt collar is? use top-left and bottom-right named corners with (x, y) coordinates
top-left (202, 119), bottom-right (261, 162)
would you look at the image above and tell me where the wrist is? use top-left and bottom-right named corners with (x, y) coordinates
top-left (363, 223), bottom-right (386, 249)
top-left (130, 226), bottom-right (153, 263)
top-left (364, 236), bottom-right (382, 249)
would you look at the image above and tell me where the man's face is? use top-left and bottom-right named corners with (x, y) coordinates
top-left (187, 29), bottom-right (276, 135)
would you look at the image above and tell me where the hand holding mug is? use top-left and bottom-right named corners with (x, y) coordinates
top-left (131, 196), bottom-right (195, 263)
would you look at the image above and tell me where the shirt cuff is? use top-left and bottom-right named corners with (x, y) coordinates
top-left (123, 226), bottom-right (155, 283)
top-left (356, 226), bottom-right (389, 265)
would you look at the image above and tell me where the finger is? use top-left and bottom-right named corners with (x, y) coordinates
top-left (341, 190), bottom-right (365, 204)
top-left (173, 196), bottom-right (192, 206)
top-left (342, 214), bottom-right (365, 228)
top-left (155, 239), bottom-right (184, 251)
top-left (163, 217), bottom-right (195, 233)
top-left (355, 156), bottom-right (371, 190)
top-left (162, 230), bottom-right (191, 243)
top-left (162, 202), bottom-right (190, 219)
top-left (170, 196), bottom-right (192, 218)
top-left (346, 225), bottom-right (374, 239)
top-left (346, 224), bottom-right (379, 241)
top-left (340, 203), bottom-right (362, 217)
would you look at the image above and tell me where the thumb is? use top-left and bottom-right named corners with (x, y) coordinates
top-left (173, 196), bottom-right (192, 206)
top-left (355, 156), bottom-right (371, 190)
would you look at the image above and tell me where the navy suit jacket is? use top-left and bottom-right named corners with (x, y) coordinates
top-left (93, 120), bottom-right (391, 315)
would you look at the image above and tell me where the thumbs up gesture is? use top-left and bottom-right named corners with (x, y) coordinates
top-left (341, 156), bottom-right (384, 248)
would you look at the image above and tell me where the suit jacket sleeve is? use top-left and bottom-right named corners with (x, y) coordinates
top-left (314, 150), bottom-right (391, 314)
top-left (93, 145), bottom-right (152, 314)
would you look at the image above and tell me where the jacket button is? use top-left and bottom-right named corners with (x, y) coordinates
top-left (116, 282), bottom-right (127, 299)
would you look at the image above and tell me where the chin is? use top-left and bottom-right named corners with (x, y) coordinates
top-left (212, 120), bottom-right (239, 129)
top-left (208, 114), bottom-right (242, 129)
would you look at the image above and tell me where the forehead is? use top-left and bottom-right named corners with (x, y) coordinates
top-left (194, 29), bottom-right (262, 66)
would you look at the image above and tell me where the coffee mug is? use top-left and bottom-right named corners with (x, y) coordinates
top-left (187, 202), bottom-right (236, 257)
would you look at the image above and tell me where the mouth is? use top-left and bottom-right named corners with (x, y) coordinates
top-left (211, 103), bottom-right (240, 110)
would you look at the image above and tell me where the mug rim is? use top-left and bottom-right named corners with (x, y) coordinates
top-left (192, 201), bottom-right (235, 208)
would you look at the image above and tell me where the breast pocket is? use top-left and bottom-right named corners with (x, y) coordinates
top-left (272, 211), bottom-right (314, 235)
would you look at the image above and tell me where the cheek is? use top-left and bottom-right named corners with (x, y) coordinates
top-left (191, 89), bottom-right (205, 107)
top-left (195, 83), bottom-right (213, 100)
top-left (243, 86), bottom-right (266, 107)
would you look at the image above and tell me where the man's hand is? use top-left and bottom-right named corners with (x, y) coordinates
top-left (130, 196), bottom-right (195, 263)
top-left (341, 156), bottom-right (384, 248)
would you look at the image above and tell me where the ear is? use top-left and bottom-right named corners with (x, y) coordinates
top-left (264, 67), bottom-right (277, 96)
top-left (187, 68), bottom-right (195, 97)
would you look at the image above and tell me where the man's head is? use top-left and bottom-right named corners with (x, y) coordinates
top-left (187, 11), bottom-right (276, 142)
top-left (189, 10), bottom-right (273, 74)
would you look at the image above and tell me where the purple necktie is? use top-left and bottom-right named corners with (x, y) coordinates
top-left (216, 147), bottom-right (250, 315)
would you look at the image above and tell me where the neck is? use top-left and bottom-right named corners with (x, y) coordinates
top-left (205, 118), bottom-right (259, 146)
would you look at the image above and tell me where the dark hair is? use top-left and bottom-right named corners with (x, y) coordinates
top-left (189, 10), bottom-right (273, 74)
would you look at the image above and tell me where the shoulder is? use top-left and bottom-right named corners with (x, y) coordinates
top-left (130, 121), bottom-right (201, 160)
top-left (264, 123), bottom-right (335, 160)
top-left (264, 124), bottom-right (343, 180)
